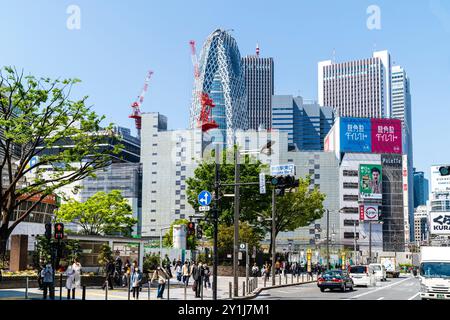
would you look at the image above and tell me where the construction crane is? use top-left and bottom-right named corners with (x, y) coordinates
top-left (129, 70), bottom-right (153, 138)
top-left (189, 40), bottom-right (218, 132)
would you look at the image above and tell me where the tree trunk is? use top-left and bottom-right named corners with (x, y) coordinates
top-left (0, 223), bottom-right (11, 265)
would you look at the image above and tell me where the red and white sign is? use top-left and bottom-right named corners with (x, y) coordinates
top-left (359, 205), bottom-right (379, 221)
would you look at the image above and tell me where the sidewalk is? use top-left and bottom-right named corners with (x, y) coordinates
top-left (0, 273), bottom-right (317, 300)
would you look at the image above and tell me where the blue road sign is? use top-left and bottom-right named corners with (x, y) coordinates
top-left (198, 190), bottom-right (212, 206)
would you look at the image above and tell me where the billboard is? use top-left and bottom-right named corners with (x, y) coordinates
top-left (359, 205), bottom-right (380, 221)
top-left (340, 118), bottom-right (372, 153)
top-left (430, 212), bottom-right (450, 235)
top-left (359, 164), bottom-right (383, 200)
top-left (431, 165), bottom-right (450, 193)
top-left (371, 118), bottom-right (402, 154)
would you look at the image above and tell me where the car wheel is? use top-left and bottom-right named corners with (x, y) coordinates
top-left (341, 284), bottom-right (346, 292)
top-left (320, 288), bottom-right (325, 292)
top-left (349, 285), bottom-right (354, 291)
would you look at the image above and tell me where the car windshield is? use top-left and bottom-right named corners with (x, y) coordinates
top-left (350, 266), bottom-right (367, 273)
top-left (323, 271), bottom-right (342, 277)
top-left (371, 265), bottom-right (381, 271)
top-left (420, 262), bottom-right (450, 279)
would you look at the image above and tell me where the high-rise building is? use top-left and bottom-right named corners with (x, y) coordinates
top-left (271, 95), bottom-right (334, 151)
top-left (318, 50), bottom-right (392, 118)
top-left (414, 205), bottom-right (429, 245)
top-left (189, 29), bottom-right (247, 146)
top-left (242, 49), bottom-right (274, 130)
top-left (413, 169), bottom-right (429, 208)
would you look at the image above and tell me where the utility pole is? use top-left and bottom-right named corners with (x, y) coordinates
top-left (369, 221), bottom-right (372, 264)
top-left (326, 209), bottom-right (330, 269)
top-left (233, 149), bottom-right (240, 297)
top-left (354, 220), bottom-right (357, 265)
top-left (271, 188), bottom-right (276, 286)
top-left (212, 144), bottom-right (220, 300)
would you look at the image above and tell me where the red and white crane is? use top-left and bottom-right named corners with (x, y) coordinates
top-left (189, 40), bottom-right (218, 132)
top-left (129, 70), bottom-right (153, 137)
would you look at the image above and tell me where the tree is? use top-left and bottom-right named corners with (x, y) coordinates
top-left (32, 235), bottom-right (81, 269)
top-left (97, 243), bottom-right (113, 269)
top-left (163, 219), bottom-right (198, 250)
top-left (0, 67), bottom-right (119, 259)
top-left (216, 222), bottom-right (263, 258)
top-left (259, 176), bottom-right (326, 254)
top-left (186, 147), bottom-right (271, 237)
top-left (143, 253), bottom-right (160, 273)
top-left (55, 190), bottom-right (137, 236)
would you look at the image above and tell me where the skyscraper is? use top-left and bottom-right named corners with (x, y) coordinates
top-left (413, 169), bottom-right (429, 208)
top-left (271, 95), bottom-right (334, 151)
top-left (242, 47), bottom-right (274, 130)
top-left (189, 29), bottom-right (247, 146)
top-left (318, 50), bottom-right (392, 118)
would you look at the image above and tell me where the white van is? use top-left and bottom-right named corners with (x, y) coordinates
top-left (369, 263), bottom-right (387, 282)
top-left (349, 265), bottom-right (375, 287)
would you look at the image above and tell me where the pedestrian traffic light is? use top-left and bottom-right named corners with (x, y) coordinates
top-left (54, 223), bottom-right (64, 240)
top-left (439, 166), bottom-right (450, 176)
top-left (44, 223), bottom-right (52, 240)
top-left (196, 224), bottom-right (203, 239)
top-left (187, 222), bottom-right (195, 236)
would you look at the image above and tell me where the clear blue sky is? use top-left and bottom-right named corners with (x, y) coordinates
top-left (0, 0), bottom-right (449, 179)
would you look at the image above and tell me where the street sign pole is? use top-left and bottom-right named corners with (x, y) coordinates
top-left (245, 243), bottom-right (249, 294)
top-left (212, 144), bottom-right (220, 301)
top-left (233, 150), bottom-right (240, 297)
top-left (271, 188), bottom-right (276, 286)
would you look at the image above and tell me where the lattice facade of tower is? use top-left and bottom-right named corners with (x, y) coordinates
top-left (189, 29), bottom-right (248, 146)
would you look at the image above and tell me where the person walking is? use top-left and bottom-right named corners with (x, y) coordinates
top-left (191, 262), bottom-right (203, 298)
top-left (203, 264), bottom-right (211, 289)
top-left (130, 266), bottom-right (143, 299)
top-left (251, 263), bottom-right (259, 277)
top-left (114, 256), bottom-right (123, 286)
top-left (182, 261), bottom-right (190, 286)
top-left (41, 262), bottom-right (55, 300)
top-left (151, 266), bottom-right (170, 299)
top-left (122, 259), bottom-right (131, 287)
top-left (102, 259), bottom-right (115, 290)
top-left (65, 258), bottom-right (82, 299)
top-left (175, 261), bottom-right (182, 282)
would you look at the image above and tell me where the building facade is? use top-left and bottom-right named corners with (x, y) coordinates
top-left (413, 169), bottom-right (429, 208)
top-left (242, 53), bottom-right (274, 130)
top-left (189, 29), bottom-right (248, 146)
top-left (318, 50), bottom-right (392, 118)
top-left (414, 205), bottom-right (429, 245)
top-left (271, 95), bottom-right (334, 151)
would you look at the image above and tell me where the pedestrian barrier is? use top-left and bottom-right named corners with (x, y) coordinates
top-left (59, 273), bottom-right (63, 300)
top-left (184, 281), bottom-right (188, 300)
top-left (105, 280), bottom-right (108, 300)
top-left (148, 281), bottom-right (151, 300)
top-left (229, 282), bottom-right (232, 299)
top-left (167, 278), bottom-right (170, 300)
top-left (242, 281), bottom-right (245, 297)
top-left (25, 276), bottom-right (29, 299)
top-left (279, 274), bottom-right (281, 285)
top-left (264, 276), bottom-right (267, 287)
top-left (127, 274), bottom-right (131, 300)
top-left (285, 274), bottom-right (287, 284)
top-left (82, 286), bottom-right (86, 300)
top-left (291, 273), bottom-right (293, 284)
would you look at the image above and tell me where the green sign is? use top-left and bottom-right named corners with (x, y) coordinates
top-left (359, 164), bottom-right (382, 200)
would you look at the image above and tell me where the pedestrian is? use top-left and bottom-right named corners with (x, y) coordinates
top-left (114, 256), bottom-right (123, 286)
top-left (41, 262), bottom-right (55, 300)
top-left (102, 259), bottom-right (115, 290)
top-left (251, 263), bottom-right (259, 277)
top-left (182, 261), bottom-right (190, 285)
top-left (203, 264), bottom-right (211, 288)
top-left (275, 260), bottom-right (281, 275)
top-left (175, 261), bottom-right (182, 282)
top-left (66, 258), bottom-right (82, 299)
top-left (151, 266), bottom-right (170, 299)
top-left (191, 261), bottom-right (203, 298)
top-left (131, 266), bottom-right (143, 299)
top-left (122, 259), bottom-right (131, 287)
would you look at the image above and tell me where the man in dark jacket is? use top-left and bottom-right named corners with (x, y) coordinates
top-left (102, 259), bottom-right (115, 290)
top-left (192, 262), bottom-right (204, 298)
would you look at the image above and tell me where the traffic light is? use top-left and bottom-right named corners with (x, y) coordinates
top-left (44, 223), bottom-right (52, 240)
top-left (270, 175), bottom-right (298, 188)
top-left (54, 223), bottom-right (64, 240)
top-left (187, 222), bottom-right (195, 237)
top-left (439, 166), bottom-right (450, 176)
top-left (196, 224), bottom-right (203, 239)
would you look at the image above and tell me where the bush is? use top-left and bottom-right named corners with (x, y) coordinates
top-left (143, 253), bottom-right (160, 273)
top-left (97, 243), bottom-right (113, 269)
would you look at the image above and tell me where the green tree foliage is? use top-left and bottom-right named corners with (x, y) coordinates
top-left (55, 190), bottom-right (137, 236)
top-left (32, 235), bottom-right (81, 269)
top-left (216, 222), bottom-right (263, 258)
top-left (163, 219), bottom-right (198, 250)
top-left (0, 67), bottom-right (119, 258)
top-left (143, 253), bottom-right (160, 273)
top-left (97, 243), bottom-right (113, 268)
top-left (259, 176), bottom-right (326, 254)
top-left (186, 147), bottom-right (271, 236)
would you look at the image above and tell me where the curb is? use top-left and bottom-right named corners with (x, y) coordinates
top-left (229, 280), bottom-right (317, 300)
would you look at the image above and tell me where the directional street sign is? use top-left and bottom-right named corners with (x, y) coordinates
top-left (199, 206), bottom-right (210, 212)
top-left (259, 173), bottom-right (266, 194)
top-left (239, 243), bottom-right (247, 251)
top-left (198, 190), bottom-right (212, 206)
top-left (270, 164), bottom-right (296, 176)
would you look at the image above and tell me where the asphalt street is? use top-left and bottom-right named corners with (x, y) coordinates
top-left (254, 275), bottom-right (421, 300)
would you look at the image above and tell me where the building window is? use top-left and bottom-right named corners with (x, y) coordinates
top-left (343, 195), bottom-right (359, 202)
top-left (343, 170), bottom-right (358, 177)
top-left (344, 220), bottom-right (360, 227)
top-left (152, 153), bottom-right (157, 156)
top-left (344, 232), bottom-right (359, 240)
top-left (343, 182), bottom-right (359, 189)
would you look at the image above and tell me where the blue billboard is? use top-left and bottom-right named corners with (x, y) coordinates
top-left (340, 118), bottom-right (372, 153)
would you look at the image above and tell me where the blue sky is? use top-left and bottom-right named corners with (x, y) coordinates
top-left (0, 0), bottom-right (449, 179)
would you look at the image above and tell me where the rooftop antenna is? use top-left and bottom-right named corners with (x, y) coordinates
top-left (256, 43), bottom-right (260, 57)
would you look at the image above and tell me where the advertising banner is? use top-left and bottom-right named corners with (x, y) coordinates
top-left (430, 212), bottom-right (450, 235)
top-left (359, 164), bottom-right (383, 200)
top-left (359, 205), bottom-right (380, 221)
top-left (340, 118), bottom-right (372, 153)
top-left (371, 118), bottom-right (402, 154)
top-left (431, 165), bottom-right (450, 193)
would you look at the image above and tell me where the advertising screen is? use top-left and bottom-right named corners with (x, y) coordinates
top-left (431, 165), bottom-right (450, 193)
top-left (430, 212), bottom-right (450, 235)
top-left (371, 118), bottom-right (402, 154)
top-left (340, 118), bottom-right (372, 153)
top-left (359, 164), bottom-right (383, 200)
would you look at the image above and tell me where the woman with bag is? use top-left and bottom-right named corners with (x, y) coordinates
top-left (151, 266), bottom-right (169, 299)
top-left (130, 267), bottom-right (143, 299)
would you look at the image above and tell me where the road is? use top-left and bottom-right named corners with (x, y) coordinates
top-left (254, 275), bottom-right (421, 300)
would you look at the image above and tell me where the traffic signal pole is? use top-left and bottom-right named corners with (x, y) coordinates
top-left (212, 144), bottom-right (220, 300)
top-left (271, 187), bottom-right (276, 286)
top-left (233, 150), bottom-right (240, 297)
